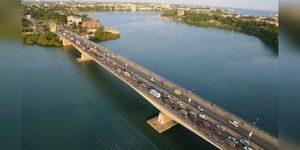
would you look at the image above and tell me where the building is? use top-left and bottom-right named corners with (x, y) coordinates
top-left (160, 2), bottom-right (170, 9)
top-left (26, 14), bottom-right (32, 20)
top-left (131, 4), bottom-right (136, 12)
top-left (67, 16), bottom-right (82, 26)
top-left (255, 17), bottom-right (262, 22)
top-left (87, 28), bottom-right (97, 33)
top-left (82, 19), bottom-right (101, 30)
top-left (177, 9), bottom-right (185, 17)
top-left (79, 33), bottom-right (89, 39)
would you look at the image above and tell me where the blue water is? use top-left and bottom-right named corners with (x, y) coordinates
top-left (92, 12), bottom-right (278, 135)
top-left (232, 8), bottom-right (277, 17)
top-left (1, 12), bottom-right (279, 150)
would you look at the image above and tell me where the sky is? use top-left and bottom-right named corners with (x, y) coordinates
top-left (30, 0), bottom-right (278, 11)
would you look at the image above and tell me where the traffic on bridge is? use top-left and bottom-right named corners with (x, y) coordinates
top-left (56, 26), bottom-right (279, 150)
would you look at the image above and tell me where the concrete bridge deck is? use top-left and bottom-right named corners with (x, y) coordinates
top-left (56, 26), bottom-right (279, 150)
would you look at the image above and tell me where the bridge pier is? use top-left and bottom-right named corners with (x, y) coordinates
top-left (59, 36), bottom-right (72, 46)
top-left (62, 39), bottom-right (72, 46)
top-left (147, 112), bottom-right (177, 133)
top-left (76, 53), bottom-right (92, 62)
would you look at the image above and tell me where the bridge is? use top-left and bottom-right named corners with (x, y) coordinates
top-left (56, 26), bottom-right (279, 150)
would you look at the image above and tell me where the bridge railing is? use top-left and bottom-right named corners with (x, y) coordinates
top-left (58, 27), bottom-right (278, 142)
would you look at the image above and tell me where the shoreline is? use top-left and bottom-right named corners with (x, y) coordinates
top-left (159, 12), bottom-right (278, 52)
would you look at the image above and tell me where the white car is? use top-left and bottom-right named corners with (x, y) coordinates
top-left (167, 95), bottom-right (174, 99)
top-left (197, 105), bottom-right (204, 111)
top-left (229, 120), bottom-right (240, 127)
top-left (244, 146), bottom-right (254, 150)
top-left (177, 101), bottom-right (184, 106)
top-left (150, 77), bottom-right (156, 82)
top-left (199, 114), bottom-right (208, 120)
top-left (216, 124), bottom-right (226, 131)
top-left (228, 136), bottom-right (239, 144)
top-left (240, 139), bottom-right (250, 146)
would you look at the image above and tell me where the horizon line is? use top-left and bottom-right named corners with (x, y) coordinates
top-left (22, 0), bottom-right (278, 12)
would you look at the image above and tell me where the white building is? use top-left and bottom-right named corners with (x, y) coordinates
top-left (177, 9), bottom-right (185, 17)
top-left (26, 14), bottom-right (31, 20)
top-left (160, 2), bottom-right (170, 9)
top-left (131, 4), bottom-right (136, 12)
top-left (67, 16), bottom-right (82, 26)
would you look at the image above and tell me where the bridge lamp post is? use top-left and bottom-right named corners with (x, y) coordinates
top-left (125, 58), bottom-right (128, 69)
top-left (248, 117), bottom-right (259, 142)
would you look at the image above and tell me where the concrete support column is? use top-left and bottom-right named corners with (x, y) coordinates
top-left (62, 39), bottom-right (72, 46)
top-left (76, 53), bottom-right (92, 62)
top-left (59, 36), bottom-right (72, 46)
top-left (147, 112), bottom-right (177, 133)
top-left (157, 112), bottom-right (173, 124)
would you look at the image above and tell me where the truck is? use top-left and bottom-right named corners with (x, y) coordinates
top-left (174, 89), bottom-right (181, 95)
top-left (149, 89), bottom-right (161, 98)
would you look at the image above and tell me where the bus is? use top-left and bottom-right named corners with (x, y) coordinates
top-left (149, 89), bottom-right (161, 98)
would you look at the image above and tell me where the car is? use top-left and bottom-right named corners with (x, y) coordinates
top-left (132, 76), bottom-right (137, 80)
top-left (199, 121), bottom-right (210, 128)
top-left (189, 111), bottom-right (197, 118)
top-left (212, 128), bottom-right (222, 136)
top-left (197, 105), bottom-right (204, 111)
top-left (228, 136), bottom-right (239, 144)
top-left (150, 77), bottom-right (156, 82)
top-left (244, 146), bottom-right (254, 150)
top-left (216, 124), bottom-right (226, 131)
top-left (162, 98), bottom-right (171, 104)
top-left (229, 120), bottom-right (240, 127)
top-left (177, 101), bottom-right (184, 106)
top-left (240, 139), bottom-right (250, 146)
top-left (167, 95), bottom-right (174, 99)
top-left (199, 114), bottom-right (208, 120)
top-left (224, 139), bottom-right (236, 148)
top-left (170, 103), bottom-right (178, 110)
top-left (174, 89), bottom-right (181, 95)
top-left (157, 88), bottom-right (162, 92)
top-left (179, 109), bottom-right (188, 117)
top-left (140, 83), bottom-right (147, 88)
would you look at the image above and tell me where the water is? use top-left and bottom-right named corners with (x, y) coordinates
top-left (2, 12), bottom-right (278, 150)
top-left (229, 8), bottom-right (278, 17)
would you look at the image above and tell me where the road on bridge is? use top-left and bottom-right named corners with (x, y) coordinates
top-left (56, 26), bottom-right (279, 150)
